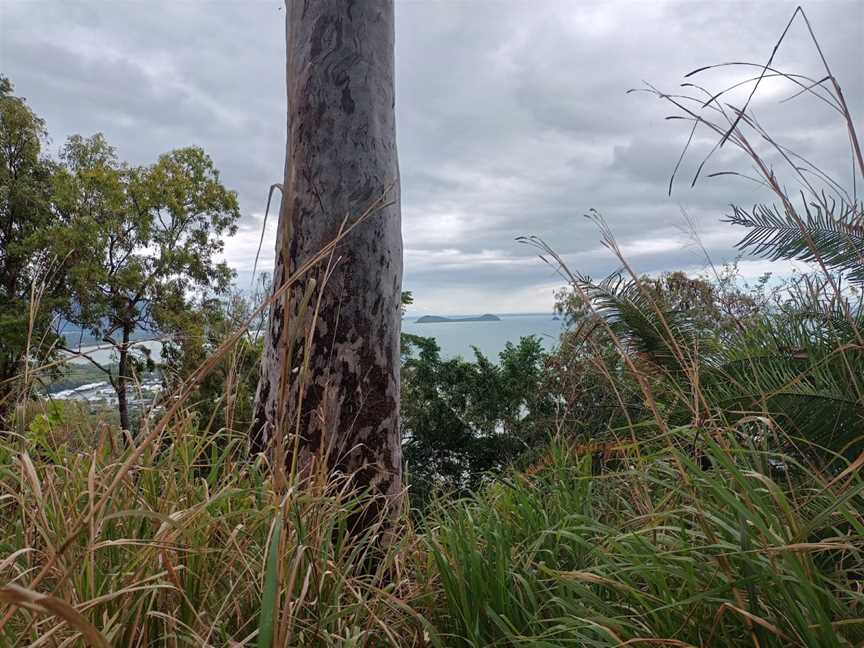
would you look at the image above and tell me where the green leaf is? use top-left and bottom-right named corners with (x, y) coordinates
top-left (258, 515), bottom-right (282, 648)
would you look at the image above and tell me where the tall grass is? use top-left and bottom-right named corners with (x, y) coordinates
top-left (0, 421), bottom-right (430, 646)
top-left (3, 413), bottom-right (863, 645)
top-left (0, 191), bottom-right (431, 647)
top-left (425, 431), bottom-right (864, 647)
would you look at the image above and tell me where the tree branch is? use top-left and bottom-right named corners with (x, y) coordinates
top-left (55, 344), bottom-right (116, 388)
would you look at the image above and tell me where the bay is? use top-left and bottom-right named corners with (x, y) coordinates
top-left (402, 313), bottom-right (564, 360)
top-left (64, 313), bottom-right (566, 368)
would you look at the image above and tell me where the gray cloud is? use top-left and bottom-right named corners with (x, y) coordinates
top-left (1, 0), bottom-right (861, 314)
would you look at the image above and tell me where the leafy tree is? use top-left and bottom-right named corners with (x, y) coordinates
top-left (548, 268), bottom-right (772, 440)
top-left (401, 335), bottom-right (554, 507)
top-left (51, 134), bottom-right (240, 435)
top-left (550, 258), bottom-right (864, 460)
top-left (555, 270), bottom-right (765, 355)
top-left (401, 290), bottom-right (414, 316)
top-left (0, 76), bottom-right (58, 413)
top-left (160, 290), bottom-right (262, 437)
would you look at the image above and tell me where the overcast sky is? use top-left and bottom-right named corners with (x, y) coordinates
top-left (1, 1), bottom-right (861, 314)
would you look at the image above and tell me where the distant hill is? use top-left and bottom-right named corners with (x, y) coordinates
top-left (415, 314), bottom-right (501, 324)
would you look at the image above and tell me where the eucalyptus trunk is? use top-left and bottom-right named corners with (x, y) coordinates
top-left (116, 325), bottom-right (131, 437)
top-left (254, 0), bottom-right (403, 515)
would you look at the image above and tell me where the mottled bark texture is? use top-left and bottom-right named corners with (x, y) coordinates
top-left (254, 0), bottom-right (403, 514)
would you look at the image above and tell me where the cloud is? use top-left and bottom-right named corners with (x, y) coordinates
top-left (1, 0), bottom-right (861, 314)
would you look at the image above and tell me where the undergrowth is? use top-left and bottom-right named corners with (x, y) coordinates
top-left (427, 431), bottom-right (864, 647)
top-left (1, 422), bottom-right (863, 646)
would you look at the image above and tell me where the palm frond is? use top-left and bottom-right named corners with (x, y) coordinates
top-left (726, 195), bottom-right (864, 282)
top-left (574, 272), bottom-right (699, 374)
top-left (705, 305), bottom-right (864, 458)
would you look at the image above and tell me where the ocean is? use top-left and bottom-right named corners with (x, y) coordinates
top-left (65, 313), bottom-right (566, 367)
top-left (402, 313), bottom-right (564, 360)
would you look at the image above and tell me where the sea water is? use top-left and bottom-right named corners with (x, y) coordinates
top-left (66, 313), bottom-right (566, 368)
top-left (402, 313), bottom-right (564, 360)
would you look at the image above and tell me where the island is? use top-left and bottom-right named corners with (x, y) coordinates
top-left (416, 314), bottom-right (501, 323)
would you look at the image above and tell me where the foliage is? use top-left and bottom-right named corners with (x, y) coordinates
top-left (546, 254), bottom-right (864, 463)
top-left (12, 399), bottom-right (110, 455)
top-left (706, 275), bottom-right (864, 459)
top-left (2, 414), bottom-right (862, 646)
top-left (49, 133), bottom-right (241, 431)
top-left (425, 430), bottom-right (864, 647)
top-left (727, 196), bottom-right (864, 284)
top-left (0, 421), bottom-right (428, 647)
top-left (555, 269), bottom-right (766, 361)
top-left (400, 290), bottom-right (413, 315)
top-left (160, 290), bottom-right (262, 436)
top-left (0, 76), bottom-right (59, 411)
top-left (401, 334), bottom-right (555, 507)
top-left (548, 268), bottom-right (771, 438)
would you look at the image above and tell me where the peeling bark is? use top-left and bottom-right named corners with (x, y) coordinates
top-left (254, 0), bottom-right (403, 518)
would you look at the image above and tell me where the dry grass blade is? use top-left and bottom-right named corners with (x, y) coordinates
top-left (251, 182), bottom-right (284, 289)
top-left (714, 6), bottom-right (803, 148)
top-left (0, 584), bottom-right (109, 648)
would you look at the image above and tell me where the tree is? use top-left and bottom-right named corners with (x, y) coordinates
top-left (547, 268), bottom-right (771, 441)
top-left (52, 134), bottom-right (240, 435)
top-left (401, 290), bottom-right (413, 316)
top-left (401, 335), bottom-right (554, 508)
top-left (160, 290), bottom-right (262, 437)
top-left (255, 0), bottom-right (403, 522)
top-left (0, 76), bottom-right (58, 414)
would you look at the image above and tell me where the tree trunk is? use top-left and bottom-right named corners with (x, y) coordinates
top-left (254, 1), bottom-right (403, 516)
top-left (116, 326), bottom-right (131, 437)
